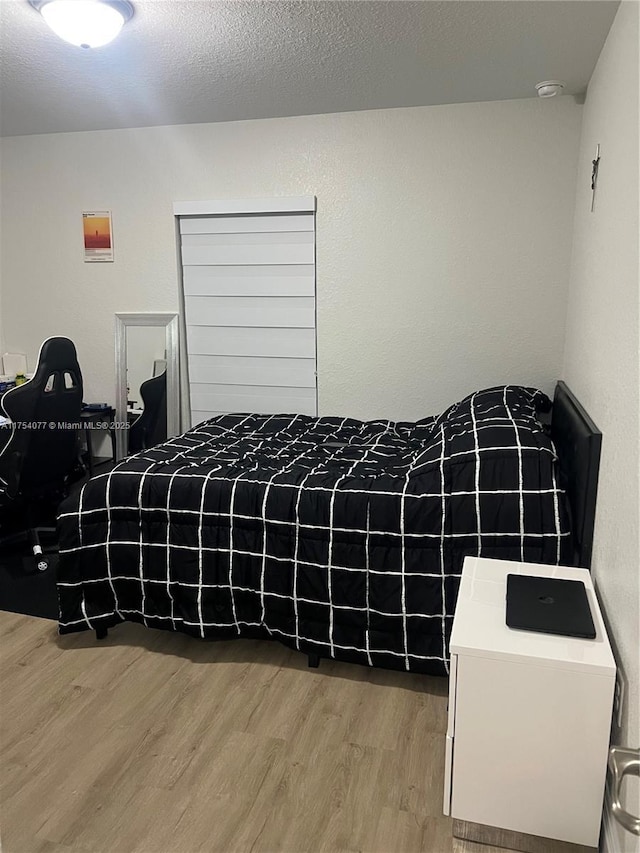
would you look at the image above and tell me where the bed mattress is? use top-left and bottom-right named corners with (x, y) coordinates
top-left (57, 385), bottom-right (570, 675)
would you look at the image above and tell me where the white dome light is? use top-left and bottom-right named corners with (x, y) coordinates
top-left (535, 80), bottom-right (565, 99)
top-left (31, 0), bottom-right (134, 49)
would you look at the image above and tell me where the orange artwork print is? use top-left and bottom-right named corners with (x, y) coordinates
top-left (83, 211), bottom-right (114, 262)
top-left (83, 215), bottom-right (111, 249)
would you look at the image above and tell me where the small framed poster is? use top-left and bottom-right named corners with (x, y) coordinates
top-left (83, 211), bottom-right (114, 262)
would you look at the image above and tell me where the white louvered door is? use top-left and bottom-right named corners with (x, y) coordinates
top-left (175, 197), bottom-right (317, 426)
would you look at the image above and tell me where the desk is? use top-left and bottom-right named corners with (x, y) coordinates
top-left (0, 407), bottom-right (116, 479)
top-left (80, 408), bottom-right (116, 476)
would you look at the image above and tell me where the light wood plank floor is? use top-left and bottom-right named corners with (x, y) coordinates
top-left (0, 612), bottom-right (518, 853)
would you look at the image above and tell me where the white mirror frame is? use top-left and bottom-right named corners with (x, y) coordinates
top-left (115, 312), bottom-right (179, 461)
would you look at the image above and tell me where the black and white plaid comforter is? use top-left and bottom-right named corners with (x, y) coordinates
top-left (57, 386), bottom-right (570, 675)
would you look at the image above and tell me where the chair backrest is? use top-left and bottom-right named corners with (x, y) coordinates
top-left (128, 370), bottom-right (167, 453)
top-left (0, 337), bottom-right (83, 497)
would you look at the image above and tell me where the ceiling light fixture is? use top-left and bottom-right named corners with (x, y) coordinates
top-left (29, 0), bottom-right (134, 49)
top-left (535, 80), bottom-right (565, 99)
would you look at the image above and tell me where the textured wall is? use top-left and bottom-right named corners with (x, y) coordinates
top-left (0, 280), bottom-right (4, 359)
top-left (562, 4), bottom-right (639, 850)
top-left (0, 97), bottom-right (581, 420)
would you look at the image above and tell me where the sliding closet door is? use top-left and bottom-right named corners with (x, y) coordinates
top-left (175, 197), bottom-right (317, 426)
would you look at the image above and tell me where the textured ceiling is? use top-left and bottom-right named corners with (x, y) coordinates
top-left (0, 0), bottom-right (619, 137)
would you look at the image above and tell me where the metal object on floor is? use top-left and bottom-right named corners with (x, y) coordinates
top-left (452, 819), bottom-right (596, 853)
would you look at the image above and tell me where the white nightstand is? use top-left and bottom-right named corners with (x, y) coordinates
top-left (443, 557), bottom-right (616, 853)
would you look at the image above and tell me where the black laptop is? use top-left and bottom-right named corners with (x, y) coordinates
top-left (506, 574), bottom-right (596, 639)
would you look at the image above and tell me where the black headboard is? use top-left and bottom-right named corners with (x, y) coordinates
top-left (550, 381), bottom-right (602, 570)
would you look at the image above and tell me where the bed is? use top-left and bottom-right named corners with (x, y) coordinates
top-left (56, 383), bottom-right (600, 677)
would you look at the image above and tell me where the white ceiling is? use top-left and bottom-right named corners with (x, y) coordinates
top-left (0, 0), bottom-right (619, 138)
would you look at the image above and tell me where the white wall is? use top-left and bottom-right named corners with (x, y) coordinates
top-left (0, 140), bottom-right (4, 358)
top-left (562, 4), bottom-right (639, 852)
top-left (0, 282), bottom-right (4, 358)
top-left (0, 97), bottom-right (581, 420)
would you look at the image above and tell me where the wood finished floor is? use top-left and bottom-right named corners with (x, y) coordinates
top-left (0, 612), bottom-right (519, 853)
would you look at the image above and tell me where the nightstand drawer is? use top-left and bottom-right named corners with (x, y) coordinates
top-left (450, 653), bottom-right (614, 846)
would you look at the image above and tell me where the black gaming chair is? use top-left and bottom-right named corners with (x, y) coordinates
top-left (128, 370), bottom-right (167, 453)
top-left (0, 337), bottom-right (83, 571)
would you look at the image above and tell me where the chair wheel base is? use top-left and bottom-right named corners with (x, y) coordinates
top-left (22, 554), bottom-right (51, 574)
top-left (35, 556), bottom-right (50, 572)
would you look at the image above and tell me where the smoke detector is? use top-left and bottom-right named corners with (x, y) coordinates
top-left (535, 81), bottom-right (565, 99)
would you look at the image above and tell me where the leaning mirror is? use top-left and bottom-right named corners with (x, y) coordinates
top-left (114, 313), bottom-right (179, 461)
